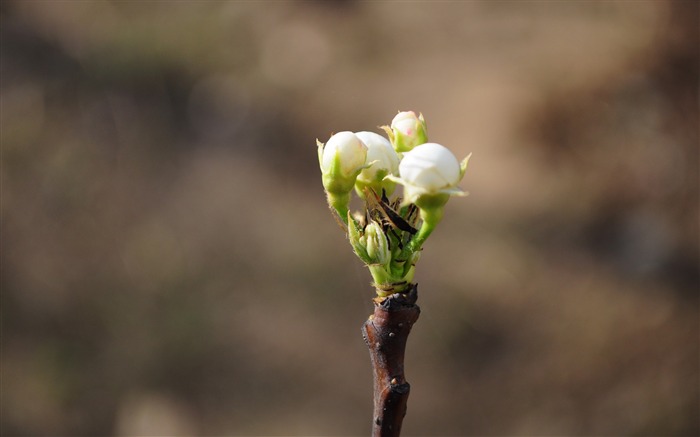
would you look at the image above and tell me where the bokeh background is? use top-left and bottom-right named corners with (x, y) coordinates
top-left (2, 1), bottom-right (698, 435)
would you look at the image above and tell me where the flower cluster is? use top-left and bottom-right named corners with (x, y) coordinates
top-left (318, 111), bottom-right (470, 296)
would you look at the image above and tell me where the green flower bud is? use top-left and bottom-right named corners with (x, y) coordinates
top-left (362, 221), bottom-right (390, 267)
top-left (347, 213), bottom-right (372, 264)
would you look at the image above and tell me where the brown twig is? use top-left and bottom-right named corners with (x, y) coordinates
top-left (362, 284), bottom-right (420, 437)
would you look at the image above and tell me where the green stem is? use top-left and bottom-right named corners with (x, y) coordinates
top-left (408, 207), bottom-right (443, 253)
top-left (327, 192), bottom-right (350, 225)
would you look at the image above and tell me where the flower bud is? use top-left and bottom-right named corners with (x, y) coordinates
top-left (347, 213), bottom-right (372, 264)
top-left (318, 131), bottom-right (369, 221)
top-left (385, 142), bottom-right (470, 254)
top-left (362, 221), bottom-right (390, 266)
top-left (318, 131), bottom-right (368, 193)
top-left (354, 131), bottom-right (400, 196)
top-left (386, 142), bottom-right (467, 206)
top-left (383, 111), bottom-right (428, 153)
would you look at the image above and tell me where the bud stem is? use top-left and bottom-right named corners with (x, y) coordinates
top-left (408, 206), bottom-right (443, 254)
top-left (327, 192), bottom-right (350, 225)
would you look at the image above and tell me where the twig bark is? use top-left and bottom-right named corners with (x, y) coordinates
top-left (362, 284), bottom-right (420, 437)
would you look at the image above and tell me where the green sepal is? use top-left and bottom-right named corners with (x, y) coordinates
top-left (316, 139), bottom-right (324, 169)
top-left (460, 152), bottom-right (472, 179)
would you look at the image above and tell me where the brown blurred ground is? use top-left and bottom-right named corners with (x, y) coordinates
top-left (2, 1), bottom-right (698, 435)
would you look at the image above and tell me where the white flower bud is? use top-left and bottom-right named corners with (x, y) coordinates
top-left (400, 143), bottom-right (460, 191)
top-left (385, 111), bottom-right (428, 152)
top-left (320, 131), bottom-right (368, 178)
top-left (385, 142), bottom-right (467, 206)
top-left (318, 131), bottom-right (369, 222)
top-left (354, 131), bottom-right (400, 195)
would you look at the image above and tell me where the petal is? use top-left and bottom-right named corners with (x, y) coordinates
top-left (398, 143), bottom-right (461, 190)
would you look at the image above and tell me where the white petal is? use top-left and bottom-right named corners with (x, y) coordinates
top-left (355, 131), bottom-right (399, 181)
top-left (398, 143), bottom-right (461, 191)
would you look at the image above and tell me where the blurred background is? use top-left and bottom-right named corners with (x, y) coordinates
top-left (2, 0), bottom-right (698, 435)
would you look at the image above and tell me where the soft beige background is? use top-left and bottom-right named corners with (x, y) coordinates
top-left (2, 1), bottom-right (698, 435)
